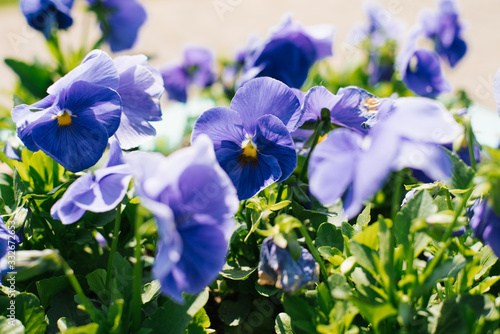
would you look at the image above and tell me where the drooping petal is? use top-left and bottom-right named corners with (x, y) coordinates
top-left (31, 107), bottom-right (109, 172)
top-left (156, 223), bottom-right (228, 302)
top-left (393, 140), bottom-right (452, 181)
top-left (191, 107), bottom-right (245, 150)
top-left (103, 138), bottom-right (124, 168)
top-left (47, 50), bottom-right (120, 95)
top-left (309, 129), bottom-right (362, 206)
top-left (230, 77), bottom-right (302, 133)
top-left (254, 114), bottom-right (297, 183)
top-left (51, 171), bottom-right (94, 224)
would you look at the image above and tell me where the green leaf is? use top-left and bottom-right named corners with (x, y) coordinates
top-left (474, 246), bottom-right (498, 280)
top-left (15, 293), bottom-right (47, 334)
top-left (218, 299), bottom-right (251, 326)
top-left (220, 263), bottom-right (256, 280)
top-left (270, 200), bottom-right (292, 211)
top-left (351, 297), bottom-right (397, 330)
top-left (282, 294), bottom-right (317, 334)
top-left (143, 290), bottom-right (209, 334)
top-left (36, 276), bottom-right (70, 308)
top-left (356, 204), bottom-right (371, 229)
top-left (13, 167), bottom-right (26, 207)
top-left (446, 150), bottom-right (475, 191)
top-left (59, 323), bottom-right (100, 334)
top-left (184, 308), bottom-right (212, 334)
top-left (275, 313), bottom-right (294, 334)
top-left (86, 269), bottom-right (107, 302)
top-left (395, 189), bottom-right (438, 249)
top-left (352, 222), bottom-right (379, 249)
top-left (142, 280), bottom-right (162, 304)
top-left (328, 274), bottom-right (351, 300)
top-left (0, 316), bottom-right (24, 334)
top-left (318, 246), bottom-right (344, 266)
top-left (107, 298), bottom-right (124, 333)
top-left (341, 222), bottom-right (355, 239)
top-left (4, 58), bottom-right (54, 99)
top-left (316, 223), bottom-right (343, 251)
top-left (349, 241), bottom-right (378, 275)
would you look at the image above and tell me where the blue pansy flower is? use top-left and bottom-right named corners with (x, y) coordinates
top-left (20, 0), bottom-right (74, 38)
top-left (309, 97), bottom-right (462, 218)
top-left (238, 15), bottom-right (335, 89)
top-left (12, 50), bottom-right (122, 172)
top-left (257, 236), bottom-right (318, 294)
top-left (51, 140), bottom-right (132, 225)
top-left (420, 0), bottom-right (467, 68)
top-left (470, 199), bottom-right (500, 257)
top-left (397, 27), bottom-right (452, 98)
top-left (160, 46), bottom-right (216, 103)
top-left (126, 135), bottom-right (239, 302)
top-left (191, 77), bottom-right (302, 200)
top-left (113, 55), bottom-right (164, 149)
top-left (300, 85), bottom-right (394, 134)
top-left (87, 0), bottom-right (147, 52)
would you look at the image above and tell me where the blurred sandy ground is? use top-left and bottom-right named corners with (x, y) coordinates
top-left (0, 0), bottom-right (499, 109)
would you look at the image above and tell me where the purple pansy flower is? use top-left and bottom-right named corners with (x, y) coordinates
top-left (0, 217), bottom-right (20, 281)
top-left (258, 236), bottom-right (318, 294)
top-left (20, 0), bottom-right (74, 39)
top-left (309, 97), bottom-right (462, 219)
top-left (420, 0), bottom-right (467, 68)
top-left (300, 85), bottom-right (394, 134)
top-left (470, 199), bottom-right (500, 257)
top-left (160, 46), bottom-right (216, 103)
top-left (113, 55), bottom-right (164, 149)
top-left (238, 15), bottom-right (335, 89)
top-left (126, 135), bottom-right (238, 302)
top-left (397, 27), bottom-right (452, 98)
top-left (11, 50), bottom-right (122, 172)
top-left (191, 77), bottom-right (302, 200)
top-left (87, 0), bottom-right (147, 52)
top-left (51, 140), bottom-right (132, 225)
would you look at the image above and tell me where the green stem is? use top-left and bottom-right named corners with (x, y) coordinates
top-left (465, 118), bottom-right (477, 171)
top-left (131, 207), bottom-right (143, 331)
top-left (299, 120), bottom-right (324, 182)
top-left (61, 258), bottom-right (102, 323)
top-left (47, 32), bottom-right (66, 75)
top-left (105, 205), bottom-right (122, 292)
top-left (391, 171), bottom-right (404, 221)
top-left (445, 189), bottom-right (454, 211)
top-left (30, 199), bottom-right (59, 249)
top-left (298, 223), bottom-right (329, 285)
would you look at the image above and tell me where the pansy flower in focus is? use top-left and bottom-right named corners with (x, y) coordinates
top-left (420, 0), bottom-right (467, 67)
top-left (191, 77), bottom-right (302, 200)
top-left (309, 97), bottom-right (463, 218)
top-left (51, 139), bottom-right (132, 225)
top-left (87, 0), bottom-right (147, 52)
top-left (238, 15), bottom-right (335, 89)
top-left (126, 135), bottom-right (239, 302)
top-left (20, 0), bottom-right (74, 38)
top-left (12, 50), bottom-right (122, 172)
top-left (160, 46), bottom-right (216, 103)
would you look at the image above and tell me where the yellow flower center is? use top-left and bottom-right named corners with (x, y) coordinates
top-left (239, 139), bottom-right (259, 166)
top-left (53, 111), bottom-right (74, 126)
top-left (318, 133), bottom-right (328, 144)
top-left (364, 97), bottom-right (381, 113)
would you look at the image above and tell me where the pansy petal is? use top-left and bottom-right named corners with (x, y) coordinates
top-left (156, 224), bottom-right (227, 302)
top-left (230, 77), bottom-right (302, 133)
top-left (48, 50), bottom-right (119, 95)
top-left (160, 64), bottom-right (190, 103)
top-left (216, 147), bottom-right (282, 200)
top-left (31, 108), bottom-right (109, 172)
top-left (51, 171), bottom-right (94, 225)
top-left (104, 139), bottom-right (124, 168)
top-left (105, 0), bottom-right (147, 52)
top-left (309, 129), bottom-right (362, 206)
top-left (191, 107), bottom-right (245, 150)
top-left (301, 86), bottom-right (341, 125)
top-left (394, 141), bottom-right (452, 181)
top-left (60, 80), bottom-right (122, 137)
top-left (254, 114), bottom-right (297, 182)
